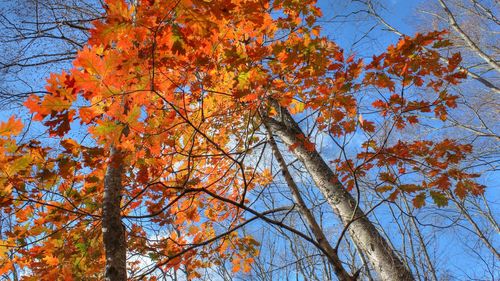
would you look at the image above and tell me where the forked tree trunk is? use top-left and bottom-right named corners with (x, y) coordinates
top-left (264, 121), bottom-right (356, 281)
top-left (103, 146), bottom-right (127, 280)
top-left (263, 105), bottom-right (414, 281)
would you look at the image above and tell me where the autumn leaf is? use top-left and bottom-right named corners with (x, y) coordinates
top-left (430, 191), bottom-right (448, 207)
top-left (289, 99), bottom-right (305, 114)
top-left (398, 184), bottom-right (422, 193)
top-left (0, 117), bottom-right (23, 137)
top-left (412, 193), bottom-right (426, 208)
top-left (43, 255), bottom-right (60, 266)
top-left (376, 185), bottom-right (393, 193)
top-left (243, 258), bottom-right (254, 273)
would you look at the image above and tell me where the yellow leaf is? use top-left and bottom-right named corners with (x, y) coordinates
top-left (0, 241), bottom-right (10, 258)
top-left (5, 154), bottom-right (31, 175)
top-left (260, 168), bottom-right (273, 186)
top-left (289, 100), bottom-right (305, 115)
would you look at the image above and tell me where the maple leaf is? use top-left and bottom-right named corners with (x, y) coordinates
top-left (361, 120), bottom-right (375, 132)
top-left (43, 255), bottom-right (60, 266)
top-left (455, 180), bottom-right (467, 199)
top-left (430, 191), bottom-right (448, 207)
top-left (289, 99), bottom-right (305, 114)
top-left (398, 184), bottom-right (422, 193)
top-left (376, 185), bottom-right (393, 193)
top-left (0, 264), bottom-right (10, 276)
top-left (243, 258), bottom-right (254, 273)
top-left (412, 193), bottom-right (426, 208)
top-left (0, 117), bottom-right (23, 137)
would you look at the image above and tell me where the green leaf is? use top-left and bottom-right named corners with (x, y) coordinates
top-left (237, 71), bottom-right (250, 89)
top-left (430, 191), bottom-right (448, 207)
top-left (76, 242), bottom-right (88, 253)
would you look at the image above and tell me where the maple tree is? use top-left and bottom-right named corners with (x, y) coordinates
top-left (0, 0), bottom-right (486, 280)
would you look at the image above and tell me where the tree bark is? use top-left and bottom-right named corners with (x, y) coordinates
top-left (264, 121), bottom-right (357, 281)
top-left (103, 146), bottom-right (127, 281)
top-left (263, 104), bottom-right (414, 281)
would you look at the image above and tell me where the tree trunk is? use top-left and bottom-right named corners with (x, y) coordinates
top-left (264, 121), bottom-right (356, 281)
top-left (263, 104), bottom-right (414, 281)
top-left (103, 146), bottom-right (127, 281)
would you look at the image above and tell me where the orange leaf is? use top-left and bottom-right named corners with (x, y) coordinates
top-left (43, 255), bottom-right (60, 266)
top-left (412, 193), bottom-right (426, 208)
top-left (0, 116), bottom-right (23, 137)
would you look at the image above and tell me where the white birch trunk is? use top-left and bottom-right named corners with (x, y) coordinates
top-left (263, 105), bottom-right (414, 281)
